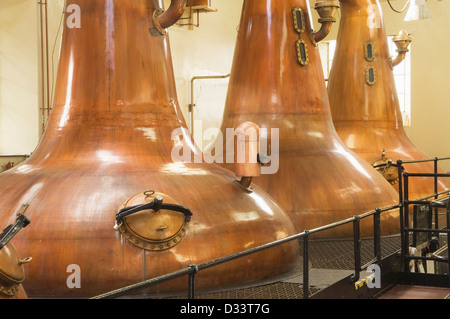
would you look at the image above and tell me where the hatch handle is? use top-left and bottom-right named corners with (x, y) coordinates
top-left (115, 196), bottom-right (193, 227)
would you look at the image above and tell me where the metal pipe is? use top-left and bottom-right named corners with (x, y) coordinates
top-left (39, 1), bottom-right (45, 134)
top-left (38, 0), bottom-right (50, 134)
top-left (44, 0), bottom-right (50, 122)
top-left (411, 191), bottom-right (450, 202)
top-left (153, 0), bottom-right (187, 34)
top-left (405, 173), bottom-right (450, 178)
top-left (390, 51), bottom-right (407, 68)
top-left (0, 155), bottom-right (29, 158)
top-left (399, 156), bottom-right (450, 164)
top-left (311, 19), bottom-right (333, 44)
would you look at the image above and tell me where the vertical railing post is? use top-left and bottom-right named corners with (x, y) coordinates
top-left (404, 172), bottom-right (410, 273)
top-left (188, 264), bottom-right (198, 299)
top-left (397, 160), bottom-right (405, 270)
top-left (447, 229), bottom-right (450, 289)
top-left (434, 157), bottom-right (438, 195)
top-left (353, 216), bottom-right (361, 282)
top-left (302, 231), bottom-right (310, 299)
top-left (434, 157), bottom-right (439, 230)
top-left (446, 200), bottom-right (450, 288)
top-left (374, 208), bottom-right (382, 265)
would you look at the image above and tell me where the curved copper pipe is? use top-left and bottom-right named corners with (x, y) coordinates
top-left (390, 51), bottom-right (407, 68)
top-left (153, 0), bottom-right (187, 32)
top-left (311, 20), bottom-right (333, 44)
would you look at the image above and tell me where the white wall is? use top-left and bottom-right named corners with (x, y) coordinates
top-left (380, 0), bottom-right (450, 172)
top-left (167, 0), bottom-right (243, 150)
top-left (0, 0), bottom-right (39, 155)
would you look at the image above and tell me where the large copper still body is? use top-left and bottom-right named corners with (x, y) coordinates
top-left (0, 0), bottom-right (300, 298)
top-left (327, 0), bottom-right (450, 200)
top-left (212, 0), bottom-right (401, 238)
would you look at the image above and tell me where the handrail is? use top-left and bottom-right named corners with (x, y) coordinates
top-left (399, 157), bottom-right (450, 164)
top-left (92, 156), bottom-right (450, 300)
top-left (92, 202), bottom-right (400, 299)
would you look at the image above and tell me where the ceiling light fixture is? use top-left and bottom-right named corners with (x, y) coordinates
top-left (404, 0), bottom-right (432, 21)
top-left (386, 0), bottom-right (432, 21)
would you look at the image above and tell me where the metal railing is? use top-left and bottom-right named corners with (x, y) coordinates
top-left (92, 156), bottom-right (450, 300)
top-left (92, 202), bottom-right (399, 299)
top-left (397, 157), bottom-right (450, 285)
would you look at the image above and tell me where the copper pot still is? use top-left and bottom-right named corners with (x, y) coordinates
top-left (0, 0), bottom-right (300, 298)
top-left (210, 0), bottom-right (401, 239)
top-left (327, 0), bottom-right (450, 200)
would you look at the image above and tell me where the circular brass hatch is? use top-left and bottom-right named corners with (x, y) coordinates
top-left (115, 190), bottom-right (192, 251)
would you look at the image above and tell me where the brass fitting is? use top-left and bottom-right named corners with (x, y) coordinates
top-left (389, 30), bottom-right (412, 68)
top-left (310, 0), bottom-right (340, 46)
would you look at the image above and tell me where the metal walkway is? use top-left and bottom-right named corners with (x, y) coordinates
top-left (171, 235), bottom-right (403, 299)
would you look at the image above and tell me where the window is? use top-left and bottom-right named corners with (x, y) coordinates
top-left (387, 35), bottom-right (411, 127)
top-left (319, 38), bottom-right (411, 127)
top-left (318, 40), bottom-right (335, 82)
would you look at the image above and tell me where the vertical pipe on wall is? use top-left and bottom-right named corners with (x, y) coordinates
top-left (39, 0), bottom-right (45, 134)
top-left (44, 0), bottom-right (50, 122)
top-left (38, 0), bottom-right (50, 136)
